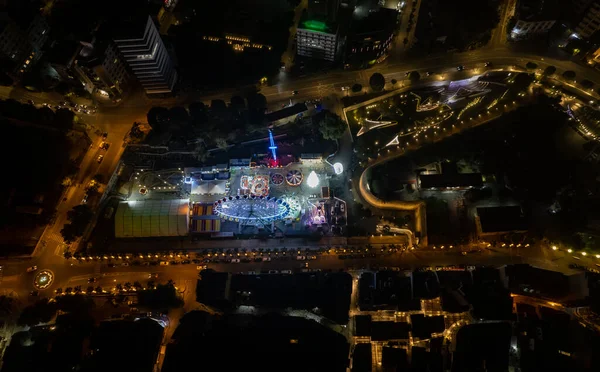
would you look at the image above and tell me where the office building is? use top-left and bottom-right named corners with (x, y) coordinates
top-left (297, 17), bottom-right (339, 61)
top-left (510, 0), bottom-right (559, 39)
top-left (112, 16), bottom-right (177, 95)
top-left (72, 41), bottom-right (131, 99)
top-left (345, 8), bottom-right (397, 68)
top-left (0, 13), bottom-right (48, 76)
top-left (576, 1), bottom-right (600, 38)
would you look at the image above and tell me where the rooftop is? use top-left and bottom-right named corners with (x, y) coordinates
top-left (265, 103), bottom-right (308, 123)
top-left (419, 173), bottom-right (482, 189)
top-left (517, 0), bottom-right (560, 22)
top-left (476, 205), bottom-right (527, 233)
top-left (298, 12), bottom-right (337, 34)
top-left (350, 7), bottom-right (397, 36)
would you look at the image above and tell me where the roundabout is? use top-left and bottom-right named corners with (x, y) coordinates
top-left (33, 269), bottom-right (54, 290)
top-left (214, 196), bottom-right (292, 225)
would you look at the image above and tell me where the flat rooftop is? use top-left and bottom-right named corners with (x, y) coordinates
top-left (477, 206), bottom-right (527, 233)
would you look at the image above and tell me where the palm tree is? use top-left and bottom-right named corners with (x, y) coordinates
top-left (147, 280), bottom-right (156, 289)
top-left (115, 283), bottom-right (123, 292)
top-left (124, 282), bottom-right (132, 291)
top-left (65, 287), bottom-right (73, 294)
top-left (95, 286), bottom-right (102, 293)
top-left (86, 286), bottom-right (94, 294)
top-left (133, 281), bottom-right (142, 289)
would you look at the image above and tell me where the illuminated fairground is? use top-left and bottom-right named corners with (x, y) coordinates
top-left (208, 130), bottom-right (345, 235)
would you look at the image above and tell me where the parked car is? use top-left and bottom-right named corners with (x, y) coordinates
top-left (231, 258), bottom-right (241, 263)
top-left (26, 265), bottom-right (38, 273)
top-left (280, 270), bottom-right (292, 274)
top-left (196, 265), bottom-right (207, 270)
top-left (97, 154), bottom-right (104, 163)
top-left (159, 261), bottom-right (169, 266)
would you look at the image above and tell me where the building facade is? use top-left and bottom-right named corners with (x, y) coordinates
top-left (72, 42), bottom-right (131, 99)
top-left (510, 0), bottom-right (558, 39)
top-left (0, 13), bottom-right (48, 76)
top-left (112, 16), bottom-right (177, 95)
top-left (576, 1), bottom-right (600, 38)
top-left (345, 8), bottom-right (397, 68)
top-left (297, 19), bottom-right (339, 61)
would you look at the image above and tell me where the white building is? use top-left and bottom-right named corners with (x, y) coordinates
top-left (510, 0), bottom-right (558, 39)
top-left (297, 19), bottom-right (339, 61)
top-left (113, 16), bottom-right (177, 95)
top-left (576, 1), bottom-right (600, 39)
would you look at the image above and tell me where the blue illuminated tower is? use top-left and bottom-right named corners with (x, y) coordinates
top-left (268, 129), bottom-right (278, 161)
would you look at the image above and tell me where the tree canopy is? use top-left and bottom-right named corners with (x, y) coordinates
top-left (580, 79), bottom-right (594, 89)
top-left (137, 282), bottom-right (183, 310)
top-left (543, 66), bottom-right (556, 76)
top-left (408, 71), bottom-right (420, 83)
top-left (525, 62), bottom-right (538, 70)
top-left (61, 205), bottom-right (93, 243)
top-left (318, 111), bottom-right (347, 140)
top-left (562, 70), bottom-right (576, 81)
top-left (352, 83), bottom-right (362, 93)
top-left (369, 73), bottom-right (385, 91)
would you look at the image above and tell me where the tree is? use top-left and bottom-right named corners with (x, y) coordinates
top-left (543, 66), bottom-right (556, 77)
top-left (391, 79), bottom-right (398, 85)
top-left (210, 99), bottom-right (227, 112)
top-left (60, 204), bottom-right (93, 243)
top-left (53, 108), bottom-right (74, 131)
top-left (230, 96), bottom-right (246, 112)
top-left (369, 73), bottom-right (385, 91)
top-left (562, 70), bottom-right (576, 81)
top-left (147, 107), bottom-right (170, 132)
top-left (525, 62), bottom-right (538, 70)
top-left (214, 137), bottom-right (229, 150)
top-left (351, 83), bottom-right (362, 93)
top-left (403, 38), bottom-right (408, 47)
top-left (168, 106), bottom-right (190, 125)
top-left (188, 102), bottom-right (208, 125)
top-left (580, 79), bottom-right (594, 89)
top-left (512, 73), bottom-right (534, 93)
top-left (408, 71), bottom-right (420, 83)
top-left (318, 111), bottom-right (346, 140)
top-left (247, 93), bottom-right (267, 111)
top-left (137, 283), bottom-right (183, 310)
top-left (17, 298), bottom-right (57, 326)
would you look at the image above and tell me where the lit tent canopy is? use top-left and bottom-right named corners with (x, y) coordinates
top-left (115, 199), bottom-right (190, 238)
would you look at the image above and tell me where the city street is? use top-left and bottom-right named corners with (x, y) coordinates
top-left (2, 31), bottom-right (600, 306)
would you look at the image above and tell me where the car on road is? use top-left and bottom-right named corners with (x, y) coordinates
top-left (27, 100), bottom-right (34, 105)
top-left (292, 90), bottom-right (299, 95)
top-left (102, 132), bottom-right (108, 139)
top-left (148, 273), bottom-right (158, 278)
top-left (231, 258), bottom-right (241, 263)
top-left (341, 86), bottom-right (350, 91)
top-left (457, 65), bottom-right (465, 71)
top-left (97, 154), bottom-right (104, 163)
top-left (426, 71), bottom-right (433, 76)
top-left (26, 265), bottom-right (38, 273)
top-left (484, 61), bottom-right (492, 67)
top-left (281, 270), bottom-right (292, 274)
top-left (81, 194), bottom-right (88, 204)
top-left (88, 277), bottom-right (97, 283)
top-left (30, 290), bottom-right (39, 296)
top-left (196, 265), bottom-right (207, 270)
top-left (99, 141), bottom-right (106, 149)
top-left (121, 262), bottom-right (129, 266)
top-left (262, 257), bottom-right (271, 262)
top-left (339, 203), bottom-right (345, 213)
top-left (159, 261), bottom-right (169, 266)
top-left (296, 256), bottom-right (306, 261)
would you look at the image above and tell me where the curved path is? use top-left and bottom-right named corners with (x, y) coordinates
top-left (354, 66), bottom-right (564, 247)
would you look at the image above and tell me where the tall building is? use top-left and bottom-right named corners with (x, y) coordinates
top-left (308, 0), bottom-right (340, 22)
top-left (510, 0), bottom-right (559, 39)
top-left (112, 16), bottom-right (177, 95)
top-left (345, 8), bottom-right (397, 68)
top-left (576, 1), bottom-right (600, 38)
top-left (0, 12), bottom-right (48, 76)
top-left (71, 41), bottom-right (131, 99)
top-left (297, 18), bottom-right (339, 61)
